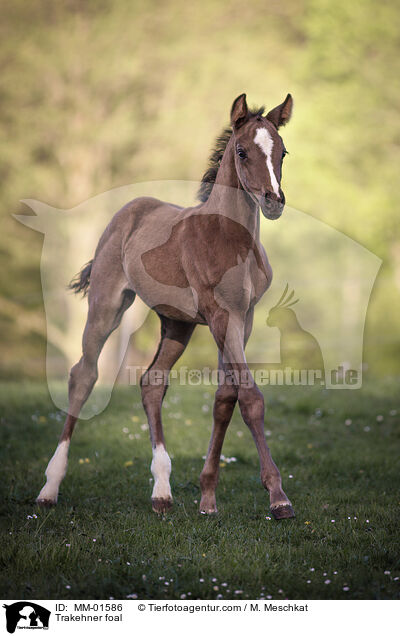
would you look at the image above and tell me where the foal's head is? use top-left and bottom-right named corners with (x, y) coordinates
top-left (230, 93), bottom-right (293, 219)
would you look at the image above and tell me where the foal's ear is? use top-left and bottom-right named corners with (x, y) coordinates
top-left (266, 94), bottom-right (293, 129)
top-left (231, 93), bottom-right (249, 130)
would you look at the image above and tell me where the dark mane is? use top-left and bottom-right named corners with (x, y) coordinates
top-left (197, 106), bottom-right (265, 203)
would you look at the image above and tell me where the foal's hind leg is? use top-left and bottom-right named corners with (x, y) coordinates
top-left (140, 316), bottom-right (195, 513)
top-left (36, 278), bottom-right (134, 506)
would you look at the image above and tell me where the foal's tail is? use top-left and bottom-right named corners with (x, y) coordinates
top-left (68, 260), bottom-right (93, 296)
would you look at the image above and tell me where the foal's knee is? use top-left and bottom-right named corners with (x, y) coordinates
top-left (214, 384), bottom-right (238, 419)
top-left (238, 385), bottom-right (264, 422)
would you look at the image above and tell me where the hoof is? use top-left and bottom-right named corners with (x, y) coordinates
top-left (152, 497), bottom-right (173, 514)
top-left (36, 498), bottom-right (56, 508)
top-left (199, 494), bottom-right (217, 514)
top-left (199, 507), bottom-right (218, 515)
top-left (271, 503), bottom-right (295, 520)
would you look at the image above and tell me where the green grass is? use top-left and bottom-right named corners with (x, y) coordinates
top-left (1, 379), bottom-right (399, 600)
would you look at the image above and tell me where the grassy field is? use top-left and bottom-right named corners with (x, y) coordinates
top-left (1, 379), bottom-right (399, 600)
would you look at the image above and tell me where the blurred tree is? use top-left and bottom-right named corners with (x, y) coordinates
top-left (0, 0), bottom-right (399, 380)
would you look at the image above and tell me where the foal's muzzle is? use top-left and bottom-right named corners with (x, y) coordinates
top-left (260, 191), bottom-right (285, 220)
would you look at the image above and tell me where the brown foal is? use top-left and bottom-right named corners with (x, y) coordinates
top-left (37, 93), bottom-right (295, 520)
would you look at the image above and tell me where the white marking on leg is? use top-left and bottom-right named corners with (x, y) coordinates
top-left (151, 444), bottom-right (172, 500)
top-left (36, 440), bottom-right (70, 503)
top-left (254, 127), bottom-right (280, 197)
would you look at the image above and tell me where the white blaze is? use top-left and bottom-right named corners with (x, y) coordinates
top-left (151, 444), bottom-right (172, 500)
top-left (37, 440), bottom-right (70, 503)
top-left (254, 127), bottom-right (280, 197)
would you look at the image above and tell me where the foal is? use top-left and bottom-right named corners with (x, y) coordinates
top-left (37, 93), bottom-right (295, 520)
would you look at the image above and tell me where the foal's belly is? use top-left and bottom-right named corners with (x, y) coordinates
top-left (151, 302), bottom-right (208, 325)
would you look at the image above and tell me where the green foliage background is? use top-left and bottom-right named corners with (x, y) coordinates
top-left (1, 0), bottom-right (399, 379)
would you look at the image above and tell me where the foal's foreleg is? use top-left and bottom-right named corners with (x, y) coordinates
top-left (199, 311), bottom-right (254, 514)
top-left (36, 285), bottom-right (134, 506)
top-left (199, 356), bottom-right (238, 513)
top-left (140, 317), bottom-right (194, 513)
top-left (209, 309), bottom-right (294, 520)
top-left (237, 385), bottom-right (294, 519)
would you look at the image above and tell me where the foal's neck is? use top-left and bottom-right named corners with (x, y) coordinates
top-left (204, 135), bottom-right (260, 239)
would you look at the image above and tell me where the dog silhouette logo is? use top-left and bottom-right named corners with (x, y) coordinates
top-left (3, 603), bottom-right (50, 634)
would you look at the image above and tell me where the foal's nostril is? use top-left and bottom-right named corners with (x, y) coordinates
top-left (264, 191), bottom-right (282, 204)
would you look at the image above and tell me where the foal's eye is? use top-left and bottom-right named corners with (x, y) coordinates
top-left (282, 149), bottom-right (289, 159)
top-left (237, 148), bottom-right (247, 160)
